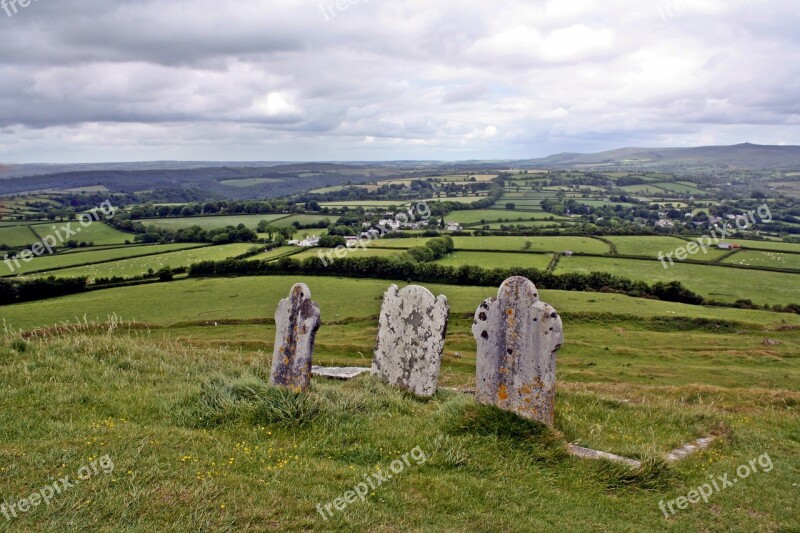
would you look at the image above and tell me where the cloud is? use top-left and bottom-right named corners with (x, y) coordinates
top-left (0, 0), bottom-right (798, 162)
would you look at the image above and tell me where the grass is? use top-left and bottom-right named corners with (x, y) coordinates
top-left (435, 251), bottom-right (553, 270)
top-left (28, 222), bottom-right (134, 246)
top-left (373, 237), bottom-right (609, 254)
top-left (273, 215), bottom-right (337, 228)
top-left (217, 178), bottom-right (284, 187)
top-left (245, 247), bottom-right (301, 262)
top-left (606, 236), bottom-right (730, 261)
top-left (0, 320), bottom-right (796, 531)
top-left (142, 215), bottom-right (291, 231)
top-left (722, 250), bottom-right (800, 270)
top-left (2, 243), bottom-right (205, 277)
top-left (3, 275), bottom-right (799, 334)
top-left (0, 225), bottom-right (37, 247)
top-left (735, 240), bottom-right (800, 253)
top-left (555, 256), bottom-right (800, 305)
top-left (444, 210), bottom-right (567, 225)
top-left (654, 182), bottom-right (708, 196)
top-left (293, 248), bottom-right (403, 261)
top-left (26, 244), bottom-right (256, 281)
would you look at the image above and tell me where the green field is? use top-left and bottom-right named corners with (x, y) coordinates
top-left (436, 251), bottom-right (553, 270)
top-left (25, 222), bottom-right (137, 246)
top-left (27, 243), bottom-right (256, 281)
top-left (1, 326), bottom-right (796, 531)
top-left (555, 255), bottom-right (800, 304)
top-left (4, 275), bottom-right (798, 332)
top-left (444, 210), bottom-right (568, 225)
top-left (736, 239), bottom-right (800, 253)
top-left (373, 236), bottom-right (610, 255)
top-left (619, 184), bottom-right (669, 195)
top-left (293, 247), bottom-right (403, 262)
top-left (143, 215), bottom-right (290, 231)
top-left (0, 225), bottom-right (36, 247)
top-left (217, 178), bottom-right (284, 187)
top-left (2, 243), bottom-right (205, 277)
top-left (245, 247), bottom-right (302, 261)
top-left (722, 250), bottom-right (800, 270)
top-left (273, 215), bottom-right (337, 227)
top-left (654, 182), bottom-right (708, 195)
top-left (321, 197), bottom-right (488, 208)
top-left (606, 236), bottom-right (731, 261)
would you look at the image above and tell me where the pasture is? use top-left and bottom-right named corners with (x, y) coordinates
top-left (142, 214), bottom-right (290, 231)
top-left (555, 255), bottom-right (800, 305)
top-left (28, 222), bottom-right (135, 246)
top-left (2, 243), bottom-right (205, 277)
top-left (0, 225), bottom-right (37, 247)
top-left (26, 243), bottom-right (256, 281)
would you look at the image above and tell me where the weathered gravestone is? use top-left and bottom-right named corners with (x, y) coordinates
top-left (269, 283), bottom-right (321, 393)
top-left (472, 276), bottom-right (564, 425)
top-left (372, 285), bottom-right (449, 397)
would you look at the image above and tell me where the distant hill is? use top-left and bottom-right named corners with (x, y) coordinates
top-left (0, 164), bottom-right (389, 199)
top-left (515, 143), bottom-right (800, 171)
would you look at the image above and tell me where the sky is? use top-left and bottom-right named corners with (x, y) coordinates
top-left (0, 0), bottom-right (798, 163)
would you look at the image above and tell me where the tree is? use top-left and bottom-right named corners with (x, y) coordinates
top-left (505, 203), bottom-right (516, 210)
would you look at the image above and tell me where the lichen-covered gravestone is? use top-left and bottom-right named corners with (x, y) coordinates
top-left (269, 283), bottom-right (321, 393)
top-left (372, 285), bottom-right (449, 397)
top-left (472, 276), bottom-right (564, 425)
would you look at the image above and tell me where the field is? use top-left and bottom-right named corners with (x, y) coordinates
top-left (2, 243), bottom-right (205, 277)
top-left (0, 225), bottom-right (37, 247)
top-left (736, 239), bottom-right (800, 253)
top-left (217, 178), bottom-right (284, 187)
top-left (1, 276), bottom-right (798, 530)
top-left (436, 251), bottom-right (553, 270)
top-left (444, 209), bottom-right (569, 225)
top-left (373, 236), bottom-right (609, 254)
top-left (142, 215), bottom-right (291, 231)
top-left (555, 256), bottom-right (800, 305)
top-left (26, 243), bottom-right (256, 281)
top-left (28, 222), bottom-right (136, 246)
top-left (605, 236), bottom-right (731, 261)
top-left (274, 215), bottom-right (336, 227)
top-left (722, 250), bottom-right (800, 270)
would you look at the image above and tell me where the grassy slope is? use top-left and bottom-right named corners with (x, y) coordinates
top-left (556, 256), bottom-right (800, 305)
top-left (28, 222), bottom-right (134, 246)
top-left (27, 244), bottom-right (257, 281)
top-left (2, 243), bottom-right (204, 277)
top-left (4, 276), bottom-right (799, 331)
top-left (0, 323), bottom-right (796, 531)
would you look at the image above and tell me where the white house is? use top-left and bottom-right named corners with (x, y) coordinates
top-left (297, 236), bottom-right (320, 247)
top-left (446, 222), bottom-right (463, 232)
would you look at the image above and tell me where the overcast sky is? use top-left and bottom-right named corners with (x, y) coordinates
top-left (0, 0), bottom-right (798, 163)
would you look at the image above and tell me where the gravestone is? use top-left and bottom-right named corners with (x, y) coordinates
top-left (269, 283), bottom-right (321, 393)
top-left (372, 285), bottom-right (449, 397)
top-left (472, 276), bottom-right (564, 425)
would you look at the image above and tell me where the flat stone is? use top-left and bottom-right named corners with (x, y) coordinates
top-left (372, 284), bottom-right (449, 397)
top-left (567, 444), bottom-right (642, 468)
top-left (312, 366), bottom-right (371, 380)
top-left (472, 276), bottom-right (564, 425)
top-left (269, 283), bottom-right (321, 393)
top-left (665, 436), bottom-right (716, 463)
